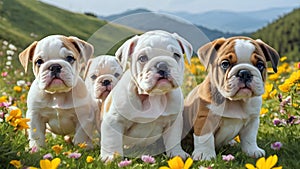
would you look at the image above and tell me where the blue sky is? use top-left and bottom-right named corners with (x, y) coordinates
top-left (41, 0), bottom-right (300, 16)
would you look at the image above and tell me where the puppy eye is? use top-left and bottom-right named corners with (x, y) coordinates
top-left (66, 56), bottom-right (76, 64)
top-left (256, 61), bottom-right (265, 71)
top-left (221, 60), bottom-right (230, 70)
top-left (173, 53), bottom-right (181, 61)
top-left (90, 74), bottom-right (97, 80)
top-left (35, 59), bottom-right (44, 67)
top-left (138, 55), bottom-right (148, 63)
top-left (114, 73), bottom-right (120, 78)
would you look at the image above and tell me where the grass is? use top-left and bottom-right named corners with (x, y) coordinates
top-left (1, 37), bottom-right (299, 169)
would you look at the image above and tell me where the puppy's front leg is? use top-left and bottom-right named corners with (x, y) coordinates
top-left (239, 116), bottom-right (265, 158)
top-left (26, 109), bottom-right (46, 149)
top-left (164, 113), bottom-right (189, 159)
top-left (100, 113), bottom-right (124, 162)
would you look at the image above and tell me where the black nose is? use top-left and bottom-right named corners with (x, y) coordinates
top-left (157, 62), bottom-right (169, 77)
top-left (236, 69), bottom-right (252, 83)
top-left (49, 64), bottom-right (62, 77)
top-left (102, 80), bottom-right (111, 86)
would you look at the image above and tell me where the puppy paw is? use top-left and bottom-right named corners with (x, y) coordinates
top-left (167, 149), bottom-right (190, 160)
top-left (192, 149), bottom-right (216, 161)
top-left (100, 154), bottom-right (115, 163)
top-left (243, 147), bottom-right (265, 158)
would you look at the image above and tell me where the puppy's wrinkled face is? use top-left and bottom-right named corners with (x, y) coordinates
top-left (32, 36), bottom-right (82, 93)
top-left (212, 39), bottom-right (268, 100)
top-left (85, 55), bottom-right (123, 100)
top-left (131, 34), bottom-right (185, 95)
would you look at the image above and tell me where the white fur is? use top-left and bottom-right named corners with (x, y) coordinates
top-left (101, 30), bottom-right (193, 161)
top-left (234, 39), bottom-right (255, 63)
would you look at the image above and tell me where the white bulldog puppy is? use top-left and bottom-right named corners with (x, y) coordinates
top-left (100, 30), bottom-right (193, 161)
top-left (19, 35), bottom-right (96, 150)
top-left (184, 37), bottom-right (280, 160)
top-left (84, 55), bottom-right (123, 132)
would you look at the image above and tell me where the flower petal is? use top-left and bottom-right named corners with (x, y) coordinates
top-left (265, 155), bottom-right (278, 168)
top-left (245, 163), bottom-right (256, 169)
top-left (256, 157), bottom-right (266, 169)
top-left (51, 158), bottom-right (61, 169)
top-left (40, 159), bottom-right (51, 169)
top-left (159, 167), bottom-right (171, 169)
top-left (168, 156), bottom-right (184, 169)
top-left (184, 157), bottom-right (193, 169)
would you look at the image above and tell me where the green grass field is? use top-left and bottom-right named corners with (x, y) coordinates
top-left (0, 38), bottom-right (299, 169)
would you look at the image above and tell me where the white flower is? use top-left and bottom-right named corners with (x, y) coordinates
top-left (8, 44), bottom-right (17, 51)
top-left (7, 56), bottom-right (12, 60)
top-left (3, 41), bottom-right (8, 46)
top-left (6, 50), bottom-right (14, 56)
top-left (17, 80), bottom-right (26, 86)
top-left (6, 61), bottom-right (11, 66)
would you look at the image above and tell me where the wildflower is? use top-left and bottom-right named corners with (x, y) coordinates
top-left (68, 152), bottom-right (81, 159)
top-left (40, 158), bottom-right (61, 169)
top-left (52, 145), bottom-right (63, 155)
top-left (6, 50), bottom-right (14, 56)
top-left (1, 71), bottom-right (8, 77)
top-left (118, 159), bottom-right (132, 167)
top-left (141, 155), bottom-right (156, 164)
top-left (234, 135), bottom-right (240, 143)
top-left (260, 108), bottom-right (268, 116)
top-left (10, 160), bottom-right (22, 168)
top-left (245, 154), bottom-right (282, 169)
top-left (14, 118), bottom-right (30, 130)
top-left (271, 142), bottom-right (282, 150)
top-left (86, 156), bottom-right (94, 163)
top-left (159, 156), bottom-right (193, 169)
top-left (6, 108), bottom-right (30, 130)
top-left (9, 44), bottom-right (17, 51)
top-left (298, 62), bottom-right (300, 69)
top-left (279, 56), bottom-right (287, 62)
top-left (78, 142), bottom-right (87, 148)
top-left (3, 40), bottom-right (8, 46)
top-left (43, 153), bottom-right (53, 160)
top-left (222, 154), bottom-right (235, 162)
top-left (7, 56), bottom-right (12, 60)
top-left (273, 118), bottom-right (282, 126)
top-left (17, 80), bottom-right (26, 86)
top-left (13, 86), bottom-right (22, 92)
top-left (0, 95), bottom-right (8, 103)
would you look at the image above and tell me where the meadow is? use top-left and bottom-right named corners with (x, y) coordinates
top-left (0, 39), bottom-right (299, 169)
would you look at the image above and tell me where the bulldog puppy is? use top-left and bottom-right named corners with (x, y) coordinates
top-left (100, 30), bottom-right (193, 161)
top-left (83, 55), bottom-right (123, 132)
top-left (184, 37), bottom-right (279, 160)
top-left (19, 35), bottom-right (96, 150)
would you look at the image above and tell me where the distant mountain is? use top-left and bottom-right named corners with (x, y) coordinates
top-left (167, 7), bottom-right (295, 33)
top-left (252, 8), bottom-right (300, 61)
top-left (100, 9), bottom-right (245, 43)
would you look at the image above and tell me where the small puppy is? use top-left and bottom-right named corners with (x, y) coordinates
top-left (184, 37), bottom-right (279, 160)
top-left (100, 30), bottom-right (193, 161)
top-left (84, 55), bottom-right (123, 132)
top-left (19, 35), bottom-right (96, 150)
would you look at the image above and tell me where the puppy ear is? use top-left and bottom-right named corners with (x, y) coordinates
top-left (172, 33), bottom-right (193, 64)
top-left (197, 38), bottom-right (226, 70)
top-left (19, 41), bottom-right (38, 73)
top-left (67, 36), bottom-right (94, 63)
top-left (83, 58), bottom-right (93, 80)
top-left (115, 35), bottom-right (139, 71)
top-left (256, 39), bottom-right (280, 73)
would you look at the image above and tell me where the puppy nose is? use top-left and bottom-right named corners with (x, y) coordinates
top-left (102, 80), bottom-right (111, 86)
top-left (236, 69), bottom-right (252, 82)
top-left (156, 62), bottom-right (169, 77)
top-left (49, 64), bottom-right (62, 74)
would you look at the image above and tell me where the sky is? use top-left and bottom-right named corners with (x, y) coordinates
top-left (41, 0), bottom-right (300, 16)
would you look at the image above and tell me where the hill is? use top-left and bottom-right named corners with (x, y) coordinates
top-left (252, 8), bottom-right (300, 61)
top-left (0, 0), bottom-right (138, 55)
top-left (167, 7), bottom-right (294, 33)
top-left (100, 8), bottom-right (243, 42)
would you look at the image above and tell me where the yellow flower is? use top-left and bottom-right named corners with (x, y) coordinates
top-left (78, 142), bottom-right (87, 149)
top-left (269, 89), bottom-right (277, 98)
top-left (10, 160), bottom-right (22, 169)
top-left (52, 145), bottom-right (63, 155)
top-left (260, 108), bottom-right (269, 116)
top-left (159, 156), bottom-right (193, 169)
top-left (6, 108), bottom-right (22, 121)
top-left (86, 156), bottom-right (94, 163)
top-left (40, 158), bottom-right (61, 169)
top-left (279, 56), bottom-right (287, 62)
top-left (268, 73), bottom-right (279, 81)
top-left (14, 118), bottom-right (30, 130)
top-left (234, 135), bottom-right (240, 143)
top-left (245, 155), bottom-right (282, 169)
top-left (0, 95), bottom-right (8, 102)
top-left (13, 86), bottom-right (22, 92)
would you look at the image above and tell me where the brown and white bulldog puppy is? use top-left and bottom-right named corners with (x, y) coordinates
top-left (83, 55), bottom-right (123, 133)
top-left (100, 30), bottom-right (193, 161)
top-left (19, 35), bottom-right (96, 150)
top-left (183, 37), bottom-right (279, 160)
